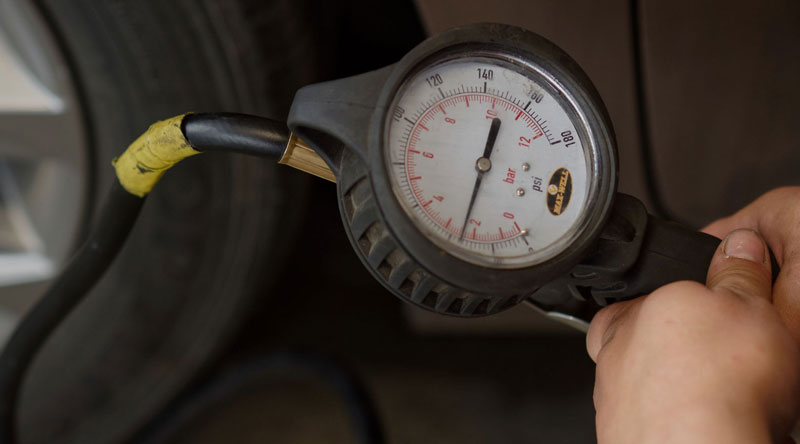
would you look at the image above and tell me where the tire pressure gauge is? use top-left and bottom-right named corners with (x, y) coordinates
top-left (286, 23), bottom-right (770, 330)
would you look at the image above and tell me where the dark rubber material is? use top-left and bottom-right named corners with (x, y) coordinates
top-left (183, 113), bottom-right (290, 159)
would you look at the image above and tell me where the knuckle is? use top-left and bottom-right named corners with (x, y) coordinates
top-left (760, 186), bottom-right (800, 206)
top-left (766, 185), bottom-right (800, 198)
top-left (708, 263), bottom-right (771, 300)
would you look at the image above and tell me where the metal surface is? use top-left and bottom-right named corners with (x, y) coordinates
top-left (523, 300), bottom-right (589, 332)
top-left (0, 0), bottom-right (87, 332)
top-left (279, 133), bottom-right (335, 182)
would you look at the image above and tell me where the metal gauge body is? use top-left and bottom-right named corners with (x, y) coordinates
top-left (288, 23), bottom-right (619, 319)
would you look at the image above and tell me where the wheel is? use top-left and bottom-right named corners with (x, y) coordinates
top-left (0, 1), bottom-right (316, 443)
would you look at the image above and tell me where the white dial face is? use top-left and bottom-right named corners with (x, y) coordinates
top-left (385, 56), bottom-right (592, 268)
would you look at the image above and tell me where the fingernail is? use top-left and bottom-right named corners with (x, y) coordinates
top-left (723, 229), bottom-right (766, 263)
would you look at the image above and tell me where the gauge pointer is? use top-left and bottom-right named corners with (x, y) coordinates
top-left (459, 117), bottom-right (501, 240)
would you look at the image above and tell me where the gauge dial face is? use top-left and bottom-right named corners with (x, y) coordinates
top-left (385, 55), bottom-right (593, 268)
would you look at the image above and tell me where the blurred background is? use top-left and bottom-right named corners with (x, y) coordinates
top-left (0, 0), bottom-right (798, 442)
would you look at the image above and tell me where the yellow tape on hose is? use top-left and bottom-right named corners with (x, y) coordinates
top-left (112, 114), bottom-right (200, 197)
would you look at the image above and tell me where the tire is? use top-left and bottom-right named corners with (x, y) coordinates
top-left (17, 1), bottom-right (315, 443)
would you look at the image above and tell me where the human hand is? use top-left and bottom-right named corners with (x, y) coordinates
top-left (703, 187), bottom-right (800, 342)
top-left (587, 228), bottom-right (800, 443)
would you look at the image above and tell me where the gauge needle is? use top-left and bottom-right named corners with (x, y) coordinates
top-left (459, 117), bottom-right (501, 240)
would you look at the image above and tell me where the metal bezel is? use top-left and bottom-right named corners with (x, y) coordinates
top-left (367, 24), bottom-right (618, 296)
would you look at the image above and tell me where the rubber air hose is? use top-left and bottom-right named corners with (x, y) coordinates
top-left (181, 112), bottom-right (291, 158)
top-left (0, 112), bottom-right (291, 444)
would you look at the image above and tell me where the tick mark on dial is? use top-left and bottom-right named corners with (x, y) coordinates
top-left (404, 117), bottom-right (415, 125)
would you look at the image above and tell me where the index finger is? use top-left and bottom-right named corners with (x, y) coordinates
top-left (702, 187), bottom-right (800, 264)
top-left (702, 187), bottom-right (800, 341)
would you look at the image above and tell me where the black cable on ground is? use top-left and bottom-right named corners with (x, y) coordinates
top-left (183, 112), bottom-right (290, 158)
top-left (132, 350), bottom-right (385, 444)
top-left (0, 181), bottom-right (145, 443)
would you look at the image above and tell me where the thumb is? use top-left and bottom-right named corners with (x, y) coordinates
top-left (706, 228), bottom-right (773, 301)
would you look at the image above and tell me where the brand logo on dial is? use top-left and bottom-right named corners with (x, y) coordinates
top-left (547, 167), bottom-right (572, 216)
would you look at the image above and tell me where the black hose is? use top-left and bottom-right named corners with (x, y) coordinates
top-left (132, 351), bottom-right (385, 444)
top-left (0, 181), bottom-right (145, 443)
top-left (182, 112), bottom-right (290, 158)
